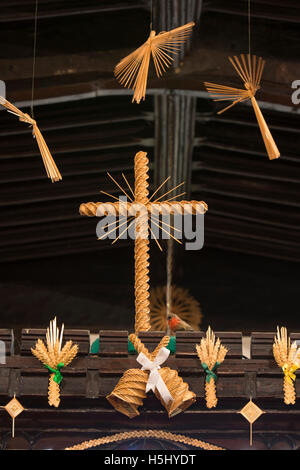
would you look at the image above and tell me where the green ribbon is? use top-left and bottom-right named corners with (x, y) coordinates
top-left (45, 362), bottom-right (64, 384)
top-left (201, 361), bottom-right (220, 383)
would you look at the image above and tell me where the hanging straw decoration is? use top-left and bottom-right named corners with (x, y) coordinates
top-left (239, 398), bottom-right (264, 446)
top-left (107, 334), bottom-right (196, 418)
top-left (0, 97), bottom-right (62, 182)
top-left (273, 326), bottom-right (300, 405)
top-left (80, 151), bottom-right (207, 418)
top-left (196, 326), bottom-right (228, 408)
top-left (114, 22), bottom-right (195, 103)
top-left (204, 54), bottom-right (280, 160)
top-left (31, 317), bottom-right (78, 407)
top-left (3, 394), bottom-right (25, 439)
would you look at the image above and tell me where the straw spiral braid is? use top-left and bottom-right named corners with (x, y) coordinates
top-left (157, 367), bottom-right (196, 417)
top-left (65, 429), bottom-right (225, 450)
top-left (205, 380), bottom-right (218, 409)
top-left (48, 373), bottom-right (60, 408)
top-left (128, 333), bottom-right (170, 361)
top-left (79, 200), bottom-right (208, 217)
top-left (134, 151), bottom-right (151, 333)
top-left (65, 429), bottom-right (224, 450)
top-left (283, 376), bottom-right (296, 405)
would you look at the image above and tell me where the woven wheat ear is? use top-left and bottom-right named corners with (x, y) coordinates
top-left (273, 326), bottom-right (300, 405)
top-left (115, 22), bottom-right (195, 103)
top-left (31, 318), bottom-right (78, 407)
top-left (0, 97), bottom-right (62, 182)
top-left (196, 326), bottom-right (228, 409)
top-left (204, 54), bottom-right (280, 160)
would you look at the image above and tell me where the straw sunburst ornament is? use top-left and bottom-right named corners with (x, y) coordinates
top-left (31, 317), bottom-right (78, 407)
top-left (204, 54), bottom-right (280, 160)
top-left (114, 22), bottom-right (195, 103)
top-left (0, 97), bottom-right (62, 182)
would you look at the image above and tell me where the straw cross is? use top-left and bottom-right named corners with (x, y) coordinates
top-left (79, 151), bottom-right (207, 333)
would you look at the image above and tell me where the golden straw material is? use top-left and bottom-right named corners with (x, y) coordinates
top-left (106, 368), bottom-right (148, 419)
top-left (0, 97), bottom-right (62, 182)
top-left (31, 317), bottom-right (78, 407)
top-left (129, 333), bottom-right (170, 360)
top-left (79, 200), bottom-right (207, 217)
top-left (115, 22), bottom-right (195, 103)
top-left (196, 326), bottom-right (228, 409)
top-left (204, 54), bottom-right (280, 160)
top-left (65, 429), bottom-right (225, 450)
top-left (273, 326), bottom-right (300, 405)
top-left (134, 151), bottom-right (151, 333)
top-left (107, 334), bottom-right (195, 419)
top-left (106, 334), bottom-right (169, 418)
top-left (157, 367), bottom-right (196, 417)
top-left (150, 285), bottom-right (202, 332)
top-left (79, 150), bottom-right (207, 334)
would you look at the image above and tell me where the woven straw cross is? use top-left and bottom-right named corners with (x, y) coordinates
top-left (80, 150), bottom-right (207, 334)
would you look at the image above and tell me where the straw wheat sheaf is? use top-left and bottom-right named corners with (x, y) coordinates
top-left (31, 318), bottom-right (78, 407)
top-left (196, 327), bottom-right (228, 409)
top-left (273, 326), bottom-right (300, 405)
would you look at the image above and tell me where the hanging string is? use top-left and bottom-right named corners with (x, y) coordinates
top-left (31, 0), bottom-right (38, 118)
top-left (150, 0), bottom-right (153, 31)
top-left (166, 237), bottom-right (173, 334)
top-left (248, 0), bottom-right (251, 56)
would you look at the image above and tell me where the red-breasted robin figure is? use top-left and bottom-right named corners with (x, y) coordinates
top-left (167, 313), bottom-right (194, 335)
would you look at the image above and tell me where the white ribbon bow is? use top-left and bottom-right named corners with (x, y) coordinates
top-left (136, 347), bottom-right (174, 405)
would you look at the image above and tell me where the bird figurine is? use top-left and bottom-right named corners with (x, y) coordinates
top-left (114, 22), bottom-right (195, 104)
top-left (204, 54), bottom-right (280, 160)
top-left (167, 313), bottom-right (194, 335)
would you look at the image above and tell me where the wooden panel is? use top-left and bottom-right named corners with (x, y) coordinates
top-left (251, 332), bottom-right (300, 359)
top-left (175, 331), bottom-right (242, 358)
top-left (0, 329), bottom-right (14, 356)
top-left (21, 328), bottom-right (90, 356)
top-left (99, 330), bottom-right (128, 357)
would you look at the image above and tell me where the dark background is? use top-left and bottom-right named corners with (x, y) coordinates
top-left (0, 0), bottom-right (299, 334)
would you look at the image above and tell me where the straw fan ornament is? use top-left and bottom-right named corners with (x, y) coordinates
top-left (31, 317), bottom-right (78, 407)
top-left (204, 54), bottom-right (280, 160)
top-left (149, 285), bottom-right (202, 333)
top-left (273, 326), bottom-right (300, 405)
top-left (79, 150), bottom-right (207, 418)
top-left (0, 97), bottom-right (62, 182)
top-left (196, 327), bottom-right (228, 409)
top-left (114, 22), bottom-right (195, 103)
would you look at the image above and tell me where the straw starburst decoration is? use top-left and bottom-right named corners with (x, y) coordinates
top-left (204, 54), bottom-right (280, 160)
top-left (31, 317), bottom-right (78, 407)
top-left (114, 22), bottom-right (195, 104)
top-left (273, 326), bottom-right (300, 405)
top-left (95, 169), bottom-right (204, 250)
top-left (0, 97), bottom-right (62, 182)
top-left (196, 326), bottom-right (228, 408)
